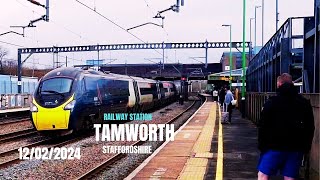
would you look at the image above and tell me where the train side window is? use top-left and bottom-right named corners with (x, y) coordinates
top-left (113, 80), bottom-right (129, 96)
top-left (103, 80), bottom-right (125, 97)
top-left (105, 80), bottom-right (115, 97)
top-left (84, 77), bottom-right (98, 97)
top-left (80, 78), bottom-right (86, 94)
top-left (150, 83), bottom-right (158, 97)
top-left (159, 83), bottom-right (165, 94)
top-left (98, 79), bottom-right (109, 99)
top-left (140, 83), bottom-right (157, 96)
top-left (140, 88), bottom-right (151, 95)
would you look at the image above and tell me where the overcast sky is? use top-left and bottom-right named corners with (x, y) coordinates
top-left (0, 0), bottom-right (315, 69)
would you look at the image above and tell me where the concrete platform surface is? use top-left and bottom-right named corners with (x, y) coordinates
top-left (126, 100), bottom-right (314, 180)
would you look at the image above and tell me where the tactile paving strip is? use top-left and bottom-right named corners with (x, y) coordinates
top-left (130, 102), bottom-right (217, 179)
top-left (178, 104), bottom-right (216, 179)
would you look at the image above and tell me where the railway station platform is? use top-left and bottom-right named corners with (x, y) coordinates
top-left (0, 107), bottom-right (29, 114)
top-left (126, 99), bottom-right (261, 180)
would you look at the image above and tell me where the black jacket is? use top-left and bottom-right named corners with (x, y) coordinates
top-left (258, 83), bottom-right (315, 153)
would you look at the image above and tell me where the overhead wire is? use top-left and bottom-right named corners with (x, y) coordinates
top-left (75, 0), bottom-right (145, 43)
top-left (0, 0), bottom-right (92, 66)
top-left (0, 40), bottom-right (24, 47)
top-left (0, 23), bottom-right (84, 64)
top-left (142, 0), bottom-right (170, 41)
top-left (142, 0), bottom-right (173, 65)
top-left (5, 1), bottom-right (175, 67)
top-left (75, 0), bottom-right (163, 57)
top-left (13, 0), bottom-right (156, 65)
top-left (14, 0), bottom-right (96, 44)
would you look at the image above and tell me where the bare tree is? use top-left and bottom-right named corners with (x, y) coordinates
top-left (0, 46), bottom-right (9, 73)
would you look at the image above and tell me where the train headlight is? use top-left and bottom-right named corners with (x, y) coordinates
top-left (30, 103), bottom-right (38, 112)
top-left (64, 100), bottom-right (76, 110)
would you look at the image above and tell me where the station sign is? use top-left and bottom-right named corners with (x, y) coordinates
top-left (232, 83), bottom-right (246, 87)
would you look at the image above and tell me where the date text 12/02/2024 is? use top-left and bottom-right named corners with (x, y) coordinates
top-left (18, 147), bottom-right (81, 160)
top-left (104, 113), bottom-right (152, 121)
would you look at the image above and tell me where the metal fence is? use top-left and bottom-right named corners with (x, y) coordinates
top-left (247, 15), bottom-right (319, 94)
top-left (0, 81), bottom-right (37, 94)
top-left (0, 94), bottom-right (32, 109)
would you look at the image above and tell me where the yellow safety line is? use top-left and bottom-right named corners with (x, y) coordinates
top-left (178, 103), bottom-right (217, 180)
top-left (215, 105), bottom-right (223, 180)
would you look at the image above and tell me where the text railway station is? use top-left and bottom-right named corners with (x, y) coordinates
top-left (0, 0), bottom-right (318, 179)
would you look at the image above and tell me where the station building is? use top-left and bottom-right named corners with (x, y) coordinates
top-left (220, 51), bottom-right (249, 72)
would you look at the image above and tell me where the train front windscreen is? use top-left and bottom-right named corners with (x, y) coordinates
top-left (36, 77), bottom-right (74, 108)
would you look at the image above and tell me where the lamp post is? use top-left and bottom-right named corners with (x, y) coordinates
top-left (276, 0), bottom-right (279, 30)
top-left (262, 0), bottom-right (265, 45)
top-left (250, 18), bottom-right (255, 45)
top-left (222, 24), bottom-right (232, 88)
top-left (255, 6), bottom-right (261, 52)
top-left (250, 18), bottom-right (255, 59)
top-left (241, 0), bottom-right (246, 118)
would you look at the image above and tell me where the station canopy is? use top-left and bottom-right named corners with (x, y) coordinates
top-left (208, 67), bottom-right (247, 81)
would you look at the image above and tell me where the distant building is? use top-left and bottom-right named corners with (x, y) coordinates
top-left (220, 52), bottom-right (249, 72)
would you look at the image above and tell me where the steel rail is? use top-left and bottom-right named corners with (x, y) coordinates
top-left (0, 128), bottom-right (36, 144)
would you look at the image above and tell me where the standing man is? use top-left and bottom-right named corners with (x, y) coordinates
top-left (257, 73), bottom-right (315, 180)
top-left (212, 88), bottom-right (218, 102)
top-left (224, 86), bottom-right (234, 123)
top-left (219, 86), bottom-right (226, 108)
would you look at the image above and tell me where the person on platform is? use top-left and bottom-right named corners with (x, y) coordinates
top-left (219, 86), bottom-right (226, 107)
top-left (257, 73), bottom-right (315, 180)
top-left (212, 88), bottom-right (218, 102)
top-left (224, 86), bottom-right (234, 123)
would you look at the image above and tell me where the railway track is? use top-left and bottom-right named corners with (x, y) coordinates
top-left (0, 134), bottom-right (86, 169)
top-left (0, 117), bottom-right (30, 126)
top-left (0, 138), bottom-right (50, 168)
top-left (76, 98), bottom-right (199, 179)
top-left (0, 128), bottom-right (37, 144)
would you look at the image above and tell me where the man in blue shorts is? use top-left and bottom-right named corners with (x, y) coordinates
top-left (257, 73), bottom-right (315, 180)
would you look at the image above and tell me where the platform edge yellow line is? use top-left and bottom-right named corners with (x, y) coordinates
top-left (215, 105), bottom-right (223, 180)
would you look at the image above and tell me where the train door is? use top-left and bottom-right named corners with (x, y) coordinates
top-left (156, 82), bottom-right (161, 100)
top-left (111, 80), bottom-right (130, 113)
top-left (159, 82), bottom-right (165, 100)
top-left (83, 76), bottom-right (101, 113)
top-left (133, 81), bottom-right (140, 109)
